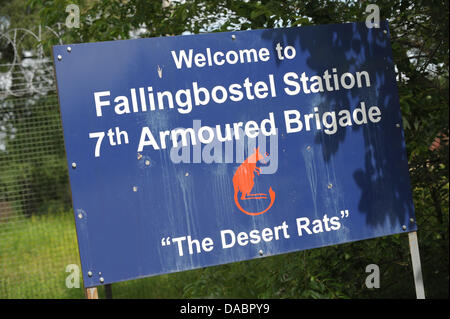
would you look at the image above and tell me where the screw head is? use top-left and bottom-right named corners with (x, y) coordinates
top-left (87, 271), bottom-right (92, 277)
top-left (258, 250), bottom-right (263, 256)
top-left (231, 34), bottom-right (236, 40)
top-left (99, 277), bottom-right (104, 283)
top-left (57, 54), bottom-right (62, 61)
top-left (402, 225), bottom-right (407, 230)
top-left (410, 218), bottom-right (415, 223)
top-left (328, 183), bottom-right (333, 189)
top-left (78, 213), bottom-right (83, 219)
top-left (71, 162), bottom-right (77, 169)
top-left (67, 46), bottom-right (72, 53)
top-left (133, 186), bottom-right (138, 192)
top-left (396, 123), bottom-right (401, 128)
top-left (383, 30), bottom-right (387, 34)
top-left (145, 160), bottom-right (150, 166)
top-left (306, 145), bottom-right (311, 151)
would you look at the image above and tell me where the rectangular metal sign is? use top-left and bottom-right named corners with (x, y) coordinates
top-left (53, 21), bottom-right (416, 287)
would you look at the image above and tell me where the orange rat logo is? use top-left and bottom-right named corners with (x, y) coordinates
top-left (232, 147), bottom-right (275, 216)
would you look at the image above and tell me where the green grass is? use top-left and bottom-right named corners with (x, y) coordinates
top-left (0, 212), bottom-right (82, 298)
top-left (0, 212), bottom-right (205, 298)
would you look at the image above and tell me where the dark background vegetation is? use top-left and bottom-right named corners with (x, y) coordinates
top-left (1, 0), bottom-right (448, 298)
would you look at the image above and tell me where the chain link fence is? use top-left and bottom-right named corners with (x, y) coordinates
top-left (0, 26), bottom-right (183, 298)
top-left (0, 26), bottom-right (81, 298)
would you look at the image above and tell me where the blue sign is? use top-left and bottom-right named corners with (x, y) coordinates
top-left (53, 21), bottom-right (416, 287)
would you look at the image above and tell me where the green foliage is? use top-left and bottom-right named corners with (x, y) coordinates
top-left (0, 95), bottom-right (71, 216)
top-left (177, 237), bottom-right (416, 299)
top-left (0, 0), bottom-right (40, 29)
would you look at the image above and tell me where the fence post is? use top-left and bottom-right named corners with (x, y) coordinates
top-left (85, 287), bottom-right (98, 299)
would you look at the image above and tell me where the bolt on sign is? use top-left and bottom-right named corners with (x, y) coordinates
top-left (53, 21), bottom-right (416, 288)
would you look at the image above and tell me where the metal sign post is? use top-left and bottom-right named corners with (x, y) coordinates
top-left (408, 231), bottom-right (425, 299)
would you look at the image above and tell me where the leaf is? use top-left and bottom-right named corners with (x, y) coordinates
top-left (250, 10), bottom-right (265, 20)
